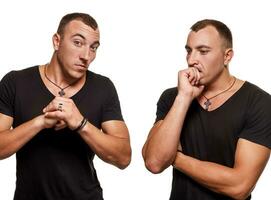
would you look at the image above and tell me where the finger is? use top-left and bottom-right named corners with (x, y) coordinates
top-left (45, 111), bottom-right (64, 120)
top-left (188, 68), bottom-right (197, 85)
top-left (44, 96), bottom-right (71, 113)
top-left (196, 70), bottom-right (200, 85)
top-left (43, 101), bottom-right (59, 113)
top-left (54, 120), bottom-right (67, 131)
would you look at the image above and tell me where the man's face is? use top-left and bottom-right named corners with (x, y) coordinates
top-left (185, 26), bottom-right (231, 85)
top-left (54, 20), bottom-right (100, 79)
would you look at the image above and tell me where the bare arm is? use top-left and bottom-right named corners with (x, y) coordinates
top-left (78, 120), bottom-right (131, 169)
top-left (142, 68), bottom-right (204, 173)
top-left (0, 113), bottom-right (57, 159)
top-left (173, 139), bottom-right (270, 200)
top-left (142, 95), bottom-right (191, 173)
top-left (43, 97), bottom-right (131, 169)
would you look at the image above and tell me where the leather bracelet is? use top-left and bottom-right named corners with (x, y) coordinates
top-left (74, 118), bottom-right (88, 132)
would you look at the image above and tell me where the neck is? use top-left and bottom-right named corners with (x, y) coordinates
top-left (203, 68), bottom-right (232, 96)
top-left (47, 57), bottom-right (86, 87)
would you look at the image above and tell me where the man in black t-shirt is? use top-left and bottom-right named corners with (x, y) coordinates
top-left (142, 19), bottom-right (271, 199)
top-left (0, 13), bottom-right (131, 200)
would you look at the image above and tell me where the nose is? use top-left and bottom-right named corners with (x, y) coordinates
top-left (187, 51), bottom-right (199, 67)
top-left (80, 47), bottom-right (92, 62)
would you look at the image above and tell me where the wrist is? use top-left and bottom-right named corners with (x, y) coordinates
top-left (33, 115), bottom-right (46, 131)
top-left (73, 117), bottom-right (88, 132)
top-left (175, 93), bottom-right (193, 106)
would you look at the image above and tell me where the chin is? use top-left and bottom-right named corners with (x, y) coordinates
top-left (68, 70), bottom-right (86, 80)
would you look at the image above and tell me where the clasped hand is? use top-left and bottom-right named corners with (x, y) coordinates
top-left (42, 97), bottom-right (83, 131)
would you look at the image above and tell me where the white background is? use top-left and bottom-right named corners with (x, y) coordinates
top-left (0, 0), bottom-right (270, 199)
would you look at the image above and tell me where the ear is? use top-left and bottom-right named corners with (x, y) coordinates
top-left (52, 33), bottom-right (61, 51)
top-left (224, 48), bottom-right (234, 66)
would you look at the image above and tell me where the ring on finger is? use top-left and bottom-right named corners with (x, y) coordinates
top-left (58, 103), bottom-right (63, 112)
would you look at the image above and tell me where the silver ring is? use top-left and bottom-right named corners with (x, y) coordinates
top-left (58, 103), bottom-right (63, 112)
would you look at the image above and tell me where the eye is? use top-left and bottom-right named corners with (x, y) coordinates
top-left (90, 45), bottom-right (99, 52)
top-left (199, 49), bottom-right (209, 55)
top-left (186, 49), bottom-right (192, 56)
top-left (73, 40), bottom-right (83, 47)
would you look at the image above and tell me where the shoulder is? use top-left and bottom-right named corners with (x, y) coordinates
top-left (242, 81), bottom-right (270, 96)
top-left (157, 87), bottom-right (178, 109)
top-left (86, 71), bottom-right (118, 98)
top-left (159, 87), bottom-right (178, 103)
top-left (87, 71), bottom-right (114, 87)
top-left (238, 82), bottom-right (271, 148)
top-left (242, 82), bottom-right (271, 106)
top-left (241, 82), bottom-right (271, 126)
top-left (1, 66), bottom-right (39, 83)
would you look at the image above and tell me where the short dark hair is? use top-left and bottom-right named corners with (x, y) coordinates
top-left (191, 19), bottom-right (233, 48)
top-left (57, 12), bottom-right (98, 36)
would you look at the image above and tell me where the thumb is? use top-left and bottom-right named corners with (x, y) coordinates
top-left (199, 85), bottom-right (205, 92)
top-left (195, 85), bottom-right (205, 97)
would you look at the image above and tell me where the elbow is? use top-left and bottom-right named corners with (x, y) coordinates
top-left (142, 149), bottom-right (172, 174)
top-left (116, 148), bottom-right (132, 170)
top-left (0, 151), bottom-right (12, 160)
top-left (144, 158), bottom-right (166, 174)
top-left (227, 183), bottom-right (252, 200)
top-left (230, 189), bottom-right (251, 200)
top-left (117, 155), bottom-right (131, 170)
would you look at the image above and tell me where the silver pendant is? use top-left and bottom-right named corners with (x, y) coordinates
top-left (204, 99), bottom-right (211, 110)
top-left (59, 90), bottom-right (65, 97)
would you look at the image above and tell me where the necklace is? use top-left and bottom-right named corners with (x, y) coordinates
top-left (44, 64), bottom-right (77, 97)
top-left (202, 76), bottom-right (236, 111)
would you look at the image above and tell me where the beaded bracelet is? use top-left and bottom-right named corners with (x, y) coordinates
top-left (74, 118), bottom-right (88, 132)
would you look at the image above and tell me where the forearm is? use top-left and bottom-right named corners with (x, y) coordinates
top-left (78, 122), bottom-right (131, 169)
top-left (173, 153), bottom-right (251, 199)
top-left (143, 95), bottom-right (191, 173)
top-left (0, 115), bottom-right (44, 159)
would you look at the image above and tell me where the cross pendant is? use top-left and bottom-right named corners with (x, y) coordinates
top-left (58, 90), bottom-right (65, 97)
top-left (204, 99), bottom-right (211, 110)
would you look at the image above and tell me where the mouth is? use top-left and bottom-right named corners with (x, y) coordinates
top-left (75, 64), bottom-right (87, 69)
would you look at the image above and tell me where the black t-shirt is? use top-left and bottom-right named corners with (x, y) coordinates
top-left (0, 66), bottom-right (124, 200)
top-left (155, 82), bottom-right (271, 200)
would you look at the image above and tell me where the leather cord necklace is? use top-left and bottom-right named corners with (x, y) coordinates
top-left (44, 64), bottom-right (77, 97)
top-left (202, 76), bottom-right (236, 111)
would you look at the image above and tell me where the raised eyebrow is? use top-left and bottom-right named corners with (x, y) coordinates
top-left (71, 33), bottom-right (86, 40)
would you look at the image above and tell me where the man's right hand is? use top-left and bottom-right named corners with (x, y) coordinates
top-left (35, 114), bottom-right (58, 130)
top-left (177, 67), bottom-right (204, 100)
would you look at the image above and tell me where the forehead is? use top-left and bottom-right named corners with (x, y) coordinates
top-left (186, 26), bottom-right (222, 47)
top-left (63, 20), bottom-right (100, 41)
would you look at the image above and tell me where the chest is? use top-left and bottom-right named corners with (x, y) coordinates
top-left (181, 102), bottom-right (247, 165)
top-left (12, 83), bottom-right (105, 129)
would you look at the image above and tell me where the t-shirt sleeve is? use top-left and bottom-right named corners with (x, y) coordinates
top-left (101, 78), bottom-right (123, 122)
top-left (0, 71), bottom-right (16, 117)
top-left (155, 88), bottom-right (177, 123)
top-left (239, 91), bottom-right (271, 149)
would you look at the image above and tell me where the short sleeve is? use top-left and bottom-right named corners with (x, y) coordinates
top-left (155, 87), bottom-right (177, 123)
top-left (0, 71), bottom-right (16, 117)
top-left (101, 78), bottom-right (123, 122)
top-left (239, 90), bottom-right (271, 149)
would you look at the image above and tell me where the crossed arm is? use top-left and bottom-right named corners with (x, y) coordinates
top-left (173, 139), bottom-right (270, 200)
top-left (142, 69), bottom-right (270, 199)
top-left (142, 94), bottom-right (191, 173)
top-left (143, 112), bottom-right (270, 200)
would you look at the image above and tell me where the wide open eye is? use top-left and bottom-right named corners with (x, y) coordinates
top-left (73, 40), bottom-right (83, 47)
